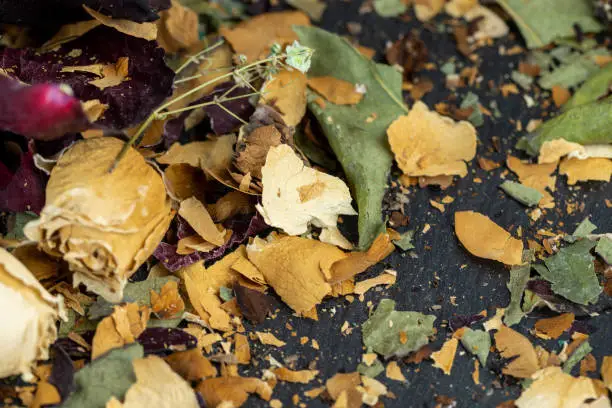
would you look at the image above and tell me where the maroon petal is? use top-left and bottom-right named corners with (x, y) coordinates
top-left (0, 76), bottom-right (89, 140)
top-left (202, 82), bottom-right (255, 135)
top-left (0, 150), bottom-right (46, 213)
top-left (1, 26), bottom-right (175, 131)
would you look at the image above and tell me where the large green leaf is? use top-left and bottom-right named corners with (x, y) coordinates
top-left (294, 26), bottom-right (406, 249)
top-left (496, 0), bottom-right (603, 49)
top-left (362, 299), bottom-right (435, 358)
top-left (564, 64), bottom-right (612, 111)
top-left (517, 97), bottom-right (612, 156)
top-left (537, 240), bottom-right (601, 305)
top-left (62, 344), bottom-right (143, 408)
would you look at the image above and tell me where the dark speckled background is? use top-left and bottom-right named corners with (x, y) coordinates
top-left (240, 1), bottom-right (612, 407)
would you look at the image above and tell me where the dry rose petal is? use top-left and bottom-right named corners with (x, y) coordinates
top-left (24, 137), bottom-right (173, 302)
top-left (538, 139), bottom-right (585, 164)
top-left (246, 234), bottom-right (346, 313)
top-left (534, 313), bottom-right (575, 340)
top-left (454, 211), bottom-right (523, 265)
top-left (388, 101), bottom-right (477, 177)
top-left (559, 158), bottom-right (612, 185)
top-left (219, 11), bottom-right (310, 62)
top-left (150, 280), bottom-right (185, 319)
top-left (464, 6), bottom-right (509, 40)
top-left (179, 197), bottom-right (227, 247)
top-left (494, 325), bottom-right (540, 379)
top-left (157, 135), bottom-right (236, 174)
top-left (326, 372), bottom-right (361, 401)
top-left (386, 361), bottom-right (406, 381)
top-left (431, 338), bottom-right (459, 375)
top-left (328, 233), bottom-right (396, 283)
top-left (197, 376), bottom-right (273, 407)
top-left (115, 355), bottom-right (199, 408)
top-left (353, 270), bottom-right (396, 295)
top-left (506, 155), bottom-right (556, 207)
top-left (515, 367), bottom-right (605, 408)
top-left (260, 69), bottom-right (308, 126)
top-left (91, 303), bottom-right (150, 359)
top-left (272, 367), bottom-right (318, 383)
top-left (162, 164), bottom-right (207, 203)
top-left (602, 356), bottom-right (612, 391)
top-left (234, 125), bottom-right (284, 179)
top-left (207, 191), bottom-right (254, 223)
top-left (414, 0), bottom-right (445, 21)
top-left (256, 144), bottom-right (356, 236)
top-left (0, 248), bottom-right (65, 380)
top-left (165, 349), bottom-right (218, 381)
top-left (256, 332), bottom-right (286, 347)
top-left (155, 0), bottom-right (199, 53)
top-left (307, 76), bottom-right (364, 105)
top-left (83, 5), bottom-right (158, 41)
top-left (0, 76), bottom-right (88, 141)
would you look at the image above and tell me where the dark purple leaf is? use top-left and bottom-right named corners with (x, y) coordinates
top-left (202, 82), bottom-right (255, 135)
top-left (1, 26), bottom-right (174, 131)
top-left (526, 279), bottom-right (555, 297)
top-left (0, 151), bottom-right (46, 213)
top-left (32, 134), bottom-right (80, 158)
top-left (49, 344), bottom-right (75, 401)
top-left (53, 337), bottom-right (92, 360)
top-left (568, 320), bottom-right (595, 336)
top-left (233, 282), bottom-right (275, 324)
top-left (0, 76), bottom-right (88, 140)
top-left (0, 0), bottom-right (170, 26)
top-left (137, 328), bottom-right (197, 355)
top-left (154, 212), bottom-right (268, 272)
top-left (449, 313), bottom-right (486, 332)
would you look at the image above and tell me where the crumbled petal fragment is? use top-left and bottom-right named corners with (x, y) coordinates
top-left (197, 376), bottom-right (273, 407)
top-left (454, 211), bottom-right (524, 265)
top-left (388, 101), bottom-right (477, 177)
top-left (362, 299), bottom-right (436, 358)
top-left (494, 325), bottom-right (540, 379)
top-left (256, 144), bottom-right (356, 236)
top-left (559, 158), bottom-right (612, 185)
top-left (24, 138), bottom-right (173, 302)
top-left (431, 338), bottom-right (458, 375)
top-left (307, 76), bottom-right (364, 105)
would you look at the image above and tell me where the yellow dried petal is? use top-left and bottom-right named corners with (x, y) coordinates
top-left (353, 270), bottom-right (396, 295)
top-left (83, 5), bottom-right (157, 40)
top-left (454, 211), bottom-right (523, 265)
top-left (179, 197), bottom-right (226, 246)
top-left (42, 20), bottom-right (102, 51)
top-left (495, 325), bottom-right (540, 379)
top-left (559, 158), bottom-right (612, 185)
top-left (162, 164), bottom-right (207, 202)
top-left (414, 0), bottom-right (445, 21)
top-left (431, 338), bottom-right (458, 375)
top-left (307, 76), bottom-right (364, 105)
top-left (261, 69), bottom-right (308, 126)
top-left (538, 139), bottom-right (585, 164)
top-left (197, 376), bottom-right (273, 407)
top-left (507, 155), bottom-right (556, 207)
top-left (272, 367), bottom-right (318, 383)
top-left (534, 313), bottom-right (575, 340)
top-left (24, 137), bottom-right (173, 302)
top-left (156, 0), bottom-right (199, 53)
top-left (0, 248), bottom-right (65, 380)
top-left (388, 101), bottom-right (477, 177)
top-left (151, 281), bottom-right (185, 319)
top-left (385, 361), bottom-right (406, 382)
top-left (91, 303), bottom-right (149, 359)
top-left (602, 356), bottom-right (612, 391)
top-left (158, 136), bottom-right (236, 176)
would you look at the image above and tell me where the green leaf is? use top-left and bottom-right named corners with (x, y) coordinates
top-left (517, 97), bottom-right (612, 156)
top-left (2, 212), bottom-right (38, 240)
top-left (394, 230), bottom-right (415, 251)
top-left (499, 181), bottom-right (543, 207)
top-left (563, 341), bottom-right (592, 373)
top-left (373, 0), bottom-right (407, 17)
top-left (295, 26), bottom-right (407, 249)
top-left (495, 0), bottom-right (603, 49)
top-left (595, 237), bottom-right (612, 264)
top-left (62, 344), bottom-right (143, 408)
top-left (459, 328), bottom-right (491, 366)
top-left (357, 359), bottom-right (385, 378)
top-left (362, 299), bottom-right (436, 358)
top-left (219, 286), bottom-right (234, 302)
top-left (286, 0), bottom-right (327, 21)
top-left (293, 127), bottom-right (338, 171)
top-left (565, 217), bottom-right (597, 243)
top-left (538, 53), bottom-right (601, 90)
top-left (504, 264), bottom-right (531, 327)
top-left (537, 240), bottom-right (601, 305)
top-left (460, 92), bottom-right (484, 127)
top-left (88, 276), bottom-right (179, 320)
top-left (59, 309), bottom-right (99, 336)
top-left (564, 64), bottom-right (612, 111)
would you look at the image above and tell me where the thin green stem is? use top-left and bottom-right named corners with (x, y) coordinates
top-left (217, 103), bottom-right (248, 126)
top-left (159, 91), bottom-right (262, 117)
top-left (175, 39), bottom-right (224, 75)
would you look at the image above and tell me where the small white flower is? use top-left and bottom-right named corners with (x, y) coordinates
top-left (285, 41), bottom-right (314, 73)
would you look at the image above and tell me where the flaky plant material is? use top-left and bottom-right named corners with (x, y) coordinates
top-left (24, 137), bottom-right (173, 302)
top-left (256, 144), bottom-right (356, 236)
top-left (388, 101), bottom-right (477, 177)
top-left (0, 248), bottom-right (65, 380)
top-left (454, 211), bottom-right (523, 265)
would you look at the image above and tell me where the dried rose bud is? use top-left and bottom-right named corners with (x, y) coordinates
top-left (0, 247), bottom-right (65, 380)
top-left (25, 137), bottom-right (173, 301)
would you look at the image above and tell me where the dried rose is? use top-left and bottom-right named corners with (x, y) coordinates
top-left (24, 137), bottom-right (173, 302)
top-left (0, 247), bottom-right (65, 380)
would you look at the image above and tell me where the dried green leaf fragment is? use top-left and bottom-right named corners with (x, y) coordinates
top-left (459, 328), bottom-right (491, 366)
top-left (500, 181), bottom-right (543, 207)
top-left (504, 264), bottom-right (531, 327)
top-left (563, 341), bottom-right (592, 374)
top-left (595, 237), bottom-right (612, 264)
top-left (373, 0), bottom-right (407, 17)
top-left (565, 64), bottom-right (612, 111)
top-left (394, 231), bottom-right (415, 251)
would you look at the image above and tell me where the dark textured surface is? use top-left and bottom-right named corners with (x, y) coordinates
top-left (237, 1), bottom-right (612, 407)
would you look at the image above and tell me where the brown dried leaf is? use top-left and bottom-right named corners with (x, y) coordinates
top-left (507, 155), bottom-right (556, 207)
top-left (307, 76), bottom-right (364, 105)
top-left (552, 86), bottom-right (571, 108)
top-left (385, 34), bottom-right (428, 81)
top-left (246, 235), bottom-right (346, 313)
top-left (559, 158), bottom-right (612, 185)
top-left (454, 211), bottom-right (523, 265)
top-left (197, 376), bottom-right (273, 407)
top-left (156, 0), bottom-right (199, 53)
top-left (385, 361), bottom-right (406, 381)
top-left (431, 338), bottom-right (458, 375)
top-left (534, 313), bottom-right (575, 340)
top-left (260, 69), bottom-right (308, 126)
top-left (11, 243), bottom-right (60, 284)
top-left (234, 282), bottom-right (274, 324)
top-left (602, 356), bottom-right (612, 391)
top-left (234, 126), bottom-right (283, 179)
top-left (272, 367), bottom-right (319, 383)
top-left (353, 270), bottom-right (396, 295)
top-left (220, 11), bottom-right (311, 62)
top-left (179, 197), bottom-right (226, 246)
top-left (83, 5), bottom-right (158, 40)
top-left (494, 325), bottom-right (540, 379)
top-left (326, 372), bottom-right (361, 400)
top-left (165, 348), bottom-right (218, 381)
top-left (329, 233), bottom-right (395, 283)
top-left (159, 136), bottom-right (236, 174)
top-left (31, 381), bottom-right (61, 408)
top-left (256, 331), bottom-right (286, 347)
top-left (92, 303), bottom-right (150, 359)
top-left (388, 101), bottom-right (477, 177)
top-left (151, 281), bottom-right (185, 319)
top-left (207, 191), bottom-right (253, 222)
top-left (162, 164), bottom-right (207, 202)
